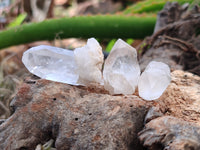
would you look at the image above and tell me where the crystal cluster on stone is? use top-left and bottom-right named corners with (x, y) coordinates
top-left (22, 45), bottom-right (79, 85)
top-left (22, 38), bottom-right (103, 86)
top-left (74, 38), bottom-right (104, 85)
top-left (103, 39), bottom-right (140, 95)
top-left (22, 38), bottom-right (171, 101)
top-left (138, 61), bottom-right (171, 100)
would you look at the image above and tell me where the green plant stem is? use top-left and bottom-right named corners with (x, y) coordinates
top-left (0, 15), bottom-right (156, 49)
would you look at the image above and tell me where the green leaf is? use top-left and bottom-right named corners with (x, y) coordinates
top-left (126, 38), bottom-right (134, 45)
top-left (123, 0), bottom-right (199, 14)
top-left (7, 13), bottom-right (27, 28)
top-left (106, 39), bottom-right (117, 52)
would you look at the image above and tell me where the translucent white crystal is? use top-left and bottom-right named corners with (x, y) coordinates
top-left (103, 39), bottom-right (141, 95)
top-left (74, 38), bottom-right (104, 85)
top-left (22, 45), bottom-right (79, 85)
top-left (138, 61), bottom-right (171, 101)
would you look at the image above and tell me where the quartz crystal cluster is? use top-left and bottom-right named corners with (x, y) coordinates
top-left (22, 38), bottom-right (103, 86)
top-left (103, 39), bottom-right (140, 95)
top-left (22, 38), bottom-right (171, 100)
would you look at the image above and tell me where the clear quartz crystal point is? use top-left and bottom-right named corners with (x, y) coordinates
top-left (103, 39), bottom-right (141, 95)
top-left (138, 61), bottom-right (171, 101)
top-left (74, 38), bottom-right (104, 85)
top-left (22, 45), bottom-right (79, 85)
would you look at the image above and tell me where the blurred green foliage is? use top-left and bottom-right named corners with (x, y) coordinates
top-left (123, 0), bottom-right (198, 14)
top-left (7, 13), bottom-right (27, 28)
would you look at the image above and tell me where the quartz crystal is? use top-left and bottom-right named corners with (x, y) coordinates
top-left (138, 61), bottom-right (171, 101)
top-left (103, 39), bottom-right (141, 95)
top-left (74, 38), bottom-right (104, 85)
top-left (22, 39), bottom-right (171, 99)
top-left (22, 45), bottom-right (79, 85)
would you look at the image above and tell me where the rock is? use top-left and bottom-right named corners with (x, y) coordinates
top-left (138, 61), bottom-right (171, 101)
top-left (0, 70), bottom-right (199, 150)
top-left (157, 70), bottom-right (200, 123)
top-left (144, 107), bottom-right (163, 124)
top-left (139, 116), bottom-right (200, 150)
top-left (74, 38), bottom-right (104, 85)
top-left (1, 77), bottom-right (150, 150)
top-left (139, 70), bottom-right (200, 150)
top-left (103, 39), bottom-right (140, 95)
top-left (136, 4), bottom-right (200, 149)
top-left (22, 45), bottom-right (79, 85)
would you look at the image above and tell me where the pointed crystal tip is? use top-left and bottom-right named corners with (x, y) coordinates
top-left (22, 38), bottom-right (104, 86)
top-left (22, 45), bottom-right (79, 85)
top-left (103, 39), bottom-right (141, 95)
top-left (22, 39), bottom-right (171, 100)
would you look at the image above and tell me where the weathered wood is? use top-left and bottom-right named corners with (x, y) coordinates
top-left (139, 2), bottom-right (200, 76)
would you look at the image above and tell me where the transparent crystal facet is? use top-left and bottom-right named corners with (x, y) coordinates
top-left (22, 39), bottom-right (171, 99)
top-left (22, 45), bottom-right (79, 85)
top-left (103, 39), bottom-right (141, 95)
top-left (74, 38), bottom-right (104, 85)
top-left (138, 61), bottom-right (171, 101)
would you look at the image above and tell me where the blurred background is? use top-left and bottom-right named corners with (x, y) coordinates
top-left (0, 0), bottom-right (139, 28)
